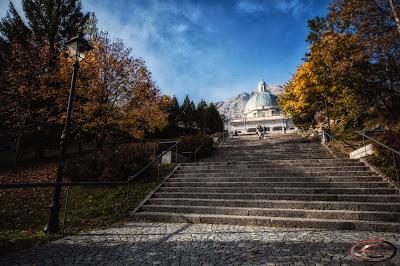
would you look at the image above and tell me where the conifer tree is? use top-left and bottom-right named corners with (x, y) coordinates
top-left (164, 95), bottom-right (180, 136)
top-left (180, 95), bottom-right (196, 132)
top-left (197, 99), bottom-right (208, 131)
top-left (0, 2), bottom-right (31, 44)
top-left (205, 103), bottom-right (223, 134)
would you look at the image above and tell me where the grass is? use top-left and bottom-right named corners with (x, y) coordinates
top-left (0, 163), bottom-right (175, 256)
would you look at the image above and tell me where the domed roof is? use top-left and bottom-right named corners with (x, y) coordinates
top-left (245, 91), bottom-right (278, 112)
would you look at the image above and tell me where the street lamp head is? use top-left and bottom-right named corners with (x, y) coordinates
top-left (65, 33), bottom-right (92, 61)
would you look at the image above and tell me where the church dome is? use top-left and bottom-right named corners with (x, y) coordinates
top-left (245, 91), bottom-right (278, 112)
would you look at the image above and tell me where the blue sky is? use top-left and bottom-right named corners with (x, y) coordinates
top-left (0, 0), bottom-right (329, 103)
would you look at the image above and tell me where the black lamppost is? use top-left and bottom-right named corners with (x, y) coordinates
top-left (44, 34), bottom-right (92, 234)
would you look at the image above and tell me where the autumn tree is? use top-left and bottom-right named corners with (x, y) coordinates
top-left (0, 0), bottom-right (87, 164)
top-left (0, 40), bottom-right (61, 161)
top-left (329, 0), bottom-right (400, 123)
top-left (58, 32), bottom-right (168, 148)
top-left (280, 0), bottom-right (400, 131)
top-left (1, 1), bottom-right (167, 164)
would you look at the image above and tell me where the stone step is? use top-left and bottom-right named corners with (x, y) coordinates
top-left (132, 212), bottom-right (400, 232)
top-left (203, 155), bottom-right (333, 159)
top-left (216, 150), bottom-right (330, 155)
top-left (153, 192), bottom-right (400, 202)
top-left (220, 146), bottom-right (325, 150)
top-left (217, 150), bottom-right (329, 153)
top-left (176, 166), bottom-right (370, 173)
top-left (140, 205), bottom-right (400, 222)
top-left (220, 144), bottom-right (323, 148)
top-left (173, 171), bottom-right (375, 177)
top-left (219, 148), bottom-right (326, 151)
top-left (164, 181), bottom-right (389, 188)
top-left (218, 146), bottom-right (327, 149)
top-left (206, 152), bottom-right (332, 155)
top-left (193, 160), bottom-right (357, 165)
top-left (131, 135), bottom-right (399, 232)
top-left (185, 159), bottom-right (358, 165)
top-left (179, 162), bottom-right (366, 169)
top-left (212, 150), bottom-right (330, 153)
top-left (218, 149), bottom-right (325, 152)
top-left (147, 198), bottom-right (400, 212)
top-left (170, 176), bottom-right (383, 182)
top-left (159, 186), bottom-right (397, 195)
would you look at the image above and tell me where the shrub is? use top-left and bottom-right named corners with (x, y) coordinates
top-left (65, 142), bottom-right (155, 182)
top-left (179, 133), bottom-right (214, 159)
top-left (367, 130), bottom-right (400, 181)
top-left (370, 130), bottom-right (400, 152)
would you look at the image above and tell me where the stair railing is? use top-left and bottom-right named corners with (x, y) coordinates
top-left (217, 131), bottom-right (229, 148)
top-left (320, 128), bottom-right (356, 157)
top-left (181, 143), bottom-right (205, 161)
top-left (321, 128), bottom-right (400, 182)
top-left (126, 141), bottom-right (181, 183)
top-left (1, 137), bottom-right (216, 235)
top-left (356, 131), bottom-right (400, 182)
top-left (0, 140), bottom-right (184, 236)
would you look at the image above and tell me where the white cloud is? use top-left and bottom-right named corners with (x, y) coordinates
top-left (236, 0), bottom-right (265, 14)
top-left (171, 24), bottom-right (189, 33)
top-left (275, 0), bottom-right (310, 15)
top-left (84, 0), bottom-right (225, 102)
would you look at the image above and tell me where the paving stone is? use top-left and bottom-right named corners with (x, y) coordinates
top-left (1, 222), bottom-right (400, 265)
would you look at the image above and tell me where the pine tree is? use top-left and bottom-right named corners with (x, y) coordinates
top-left (197, 99), bottom-right (208, 131)
top-left (22, 0), bottom-right (87, 47)
top-left (179, 95), bottom-right (196, 133)
top-left (205, 103), bottom-right (223, 134)
top-left (164, 95), bottom-right (180, 136)
top-left (84, 12), bottom-right (98, 40)
top-left (0, 2), bottom-right (31, 44)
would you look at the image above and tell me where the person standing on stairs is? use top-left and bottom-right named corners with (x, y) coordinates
top-left (256, 125), bottom-right (263, 140)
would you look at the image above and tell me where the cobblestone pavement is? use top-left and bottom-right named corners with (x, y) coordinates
top-left (1, 222), bottom-right (400, 265)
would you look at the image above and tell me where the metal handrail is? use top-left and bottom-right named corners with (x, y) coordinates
top-left (179, 142), bottom-right (205, 161)
top-left (321, 128), bottom-right (337, 142)
top-left (194, 143), bottom-right (204, 161)
top-left (0, 181), bottom-right (125, 189)
top-left (356, 131), bottom-right (399, 181)
top-left (1, 139), bottom-right (200, 235)
top-left (321, 128), bottom-right (357, 149)
top-left (356, 131), bottom-right (400, 156)
top-left (126, 141), bottom-right (181, 183)
top-left (1, 139), bottom-right (216, 189)
top-left (1, 141), bottom-right (182, 189)
top-left (218, 131), bottom-right (229, 148)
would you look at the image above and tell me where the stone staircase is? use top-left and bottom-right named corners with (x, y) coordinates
top-left (132, 134), bottom-right (400, 232)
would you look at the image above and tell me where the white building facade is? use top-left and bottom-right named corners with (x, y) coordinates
top-left (229, 79), bottom-right (296, 134)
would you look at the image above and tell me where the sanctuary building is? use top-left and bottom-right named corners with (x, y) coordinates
top-left (229, 78), bottom-right (296, 134)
